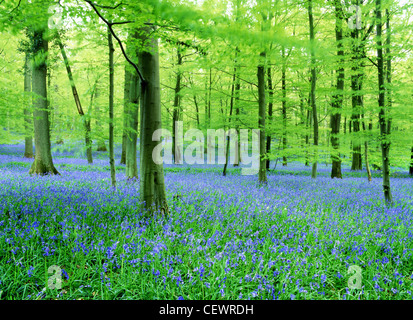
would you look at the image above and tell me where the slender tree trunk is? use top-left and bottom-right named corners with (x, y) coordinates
top-left (350, 22), bottom-right (363, 171)
top-left (223, 66), bottom-right (236, 176)
top-left (362, 119), bottom-right (372, 182)
top-left (376, 0), bottom-right (392, 204)
top-left (172, 46), bottom-right (182, 164)
top-left (234, 53), bottom-right (241, 167)
top-left (121, 63), bottom-right (132, 165)
top-left (331, 0), bottom-right (344, 179)
top-left (125, 32), bottom-right (140, 180)
top-left (409, 147), bottom-right (413, 176)
top-left (308, 0), bottom-right (318, 179)
top-left (281, 48), bottom-right (287, 166)
top-left (56, 33), bottom-right (93, 164)
top-left (126, 64), bottom-right (140, 180)
top-left (258, 52), bottom-right (267, 184)
top-left (24, 52), bottom-right (34, 159)
top-left (29, 29), bottom-right (59, 175)
top-left (108, 27), bottom-right (116, 188)
top-left (305, 107), bottom-right (310, 166)
top-left (266, 66), bottom-right (273, 171)
top-left (193, 94), bottom-right (200, 127)
top-left (139, 25), bottom-right (169, 216)
top-left (95, 84), bottom-right (107, 152)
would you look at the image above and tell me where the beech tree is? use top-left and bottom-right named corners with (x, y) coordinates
top-left (29, 26), bottom-right (59, 175)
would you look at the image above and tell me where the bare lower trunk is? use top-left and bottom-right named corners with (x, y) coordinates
top-left (376, 0), bottom-right (392, 204)
top-left (409, 147), bottom-right (413, 176)
top-left (108, 27), bottom-right (116, 188)
top-left (57, 33), bottom-right (92, 164)
top-left (258, 52), bottom-right (267, 184)
top-left (84, 118), bottom-right (93, 164)
top-left (223, 66), bottom-right (236, 177)
top-left (330, 0), bottom-right (344, 179)
top-left (126, 64), bottom-right (140, 180)
top-left (29, 29), bottom-right (59, 175)
top-left (281, 48), bottom-right (287, 167)
top-left (172, 47), bottom-right (183, 165)
top-left (365, 141), bottom-right (372, 182)
top-left (24, 52), bottom-right (34, 159)
top-left (121, 65), bottom-right (132, 165)
top-left (308, 0), bottom-right (318, 179)
top-left (139, 26), bottom-right (169, 216)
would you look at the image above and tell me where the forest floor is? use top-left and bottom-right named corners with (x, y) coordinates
top-left (0, 143), bottom-right (413, 300)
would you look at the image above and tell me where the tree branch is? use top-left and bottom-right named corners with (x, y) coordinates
top-left (84, 0), bottom-right (146, 84)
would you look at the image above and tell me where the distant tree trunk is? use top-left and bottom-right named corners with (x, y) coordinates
top-left (258, 52), bottom-right (267, 184)
top-left (121, 64), bottom-right (132, 165)
top-left (234, 55), bottom-right (241, 167)
top-left (95, 84), bottom-right (107, 152)
top-left (376, 0), bottom-right (392, 204)
top-left (139, 25), bottom-right (169, 216)
top-left (223, 66), bottom-right (236, 177)
top-left (126, 54), bottom-right (140, 180)
top-left (108, 27), bottom-right (116, 188)
top-left (362, 119), bottom-right (372, 182)
top-left (124, 31), bottom-right (140, 180)
top-left (350, 23), bottom-right (362, 171)
top-left (193, 94), bottom-right (200, 127)
top-left (281, 47), bottom-right (287, 167)
top-left (266, 66), bottom-right (273, 171)
top-left (24, 52), bottom-right (34, 159)
top-left (29, 29), bottom-right (59, 175)
top-left (172, 46), bottom-right (182, 165)
top-left (308, 0), bottom-right (318, 179)
top-left (410, 147), bottom-right (413, 176)
top-left (305, 107), bottom-right (310, 166)
top-left (56, 33), bottom-right (93, 164)
top-left (331, 0), bottom-right (344, 179)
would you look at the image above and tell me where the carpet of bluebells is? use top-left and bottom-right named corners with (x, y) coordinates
top-left (0, 143), bottom-right (413, 300)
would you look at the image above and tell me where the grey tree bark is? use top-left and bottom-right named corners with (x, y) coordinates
top-left (24, 52), bottom-right (34, 159)
top-left (308, 0), bottom-right (318, 179)
top-left (121, 64), bottom-right (132, 165)
top-left (108, 26), bottom-right (116, 188)
top-left (56, 33), bottom-right (93, 164)
top-left (139, 25), bottom-right (169, 216)
top-left (376, 0), bottom-right (392, 204)
top-left (331, 0), bottom-right (344, 179)
top-left (29, 28), bottom-right (59, 175)
top-left (258, 52), bottom-right (267, 184)
top-left (123, 31), bottom-right (140, 180)
top-left (172, 46), bottom-right (183, 165)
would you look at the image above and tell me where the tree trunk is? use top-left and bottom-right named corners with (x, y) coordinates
top-left (234, 54), bottom-right (241, 167)
top-left (258, 52), bottom-right (267, 184)
top-left (121, 64), bottom-right (132, 165)
top-left (376, 0), bottom-right (392, 204)
top-left (56, 33), bottom-right (93, 164)
top-left (281, 48), bottom-right (287, 166)
top-left (362, 115), bottom-right (372, 182)
top-left (308, 0), bottom-right (318, 179)
top-left (126, 61), bottom-right (140, 180)
top-left (223, 66), bottom-right (236, 176)
top-left (24, 52), bottom-right (34, 159)
top-left (139, 25), bottom-right (169, 216)
top-left (331, 0), bottom-right (344, 179)
top-left (266, 66), bottom-right (273, 171)
top-left (350, 23), bottom-right (362, 171)
top-left (409, 147), bottom-right (413, 176)
top-left (108, 27), bottom-right (116, 188)
top-left (172, 46), bottom-right (182, 165)
top-left (95, 84), bottom-right (107, 152)
top-left (29, 29), bottom-right (59, 175)
top-left (125, 31), bottom-right (140, 180)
